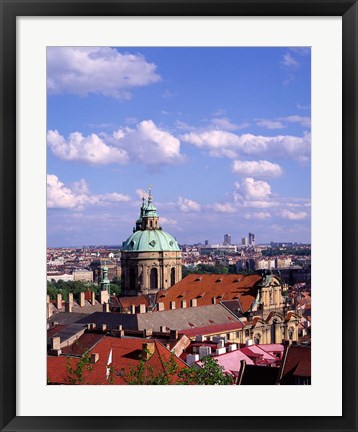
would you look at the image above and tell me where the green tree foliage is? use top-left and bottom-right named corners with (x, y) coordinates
top-left (47, 278), bottom-right (122, 300)
top-left (122, 350), bottom-right (180, 385)
top-left (182, 263), bottom-right (254, 278)
top-left (65, 352), bottom-right (93, 385)
top-left (262, 248), bottom-right (311, 257)
top-left (122, 352), bottom-right (234, 385)
top-left (47, 279), bottom-right (96, 301)
top-left (178, 356), bottom-right (234, 385)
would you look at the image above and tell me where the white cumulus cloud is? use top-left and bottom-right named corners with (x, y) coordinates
top-left (47, 47), bottom-right (161, 99)
top-left (47, 174), bottom-right (130, 209)
top-left (177, 196), bottom-right (201, 212)
top-left (47, 130), bottom-right (129, 165)
top-left (48, 120), bottom-right (184, 167)
top-left (112, 120), bottom-right (184, 166)
top-left (256, 119), bottom-right (285, 129)
top-left (238, 177), bottom-right (271, 200)
top-left (281, 209), bottom-right (308, 220)
top-left (232, 160), bottom-right (283, 178)
top-left (212, 202), bottom-right (237, 213)
top-left (280, 115), bottom-right (311, 128)
top-left (181, 130), bottom-right (310, 163)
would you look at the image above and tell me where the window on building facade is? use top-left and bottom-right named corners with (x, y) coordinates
top-left (170, 267), bottom-right (175, 286)
top-left (150, 267), bottom-right (158, 290)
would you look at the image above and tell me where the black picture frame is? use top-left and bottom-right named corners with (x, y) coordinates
top-left (0, 1), bottom-right (357, 431)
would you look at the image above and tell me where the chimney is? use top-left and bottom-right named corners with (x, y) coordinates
top-left (186, 353), bottom-right (200, 366)
top-left (130, 304), bottom-right (136, 314)
top-left (139, 304), bottom-right (147, 314)
top-left (190, 299), bottom-right (197, 307)
top-left (217, 339), bottom-right (225, 348)
top-left (51, 336), bottom-right (61, 350)
top-left (47, 302), bottom-right (52, 319)
top-left (215, 347), bottom-right (227, 355)
top-left (143, 328), bottom-right (153, 338)
top-left (170, 330), bottom-right (178, 340)
top-left (142, 342), bottom-right (155, 360)
top-left (157, 302), bottom-right (164, 311)
top-left (160, 326), bottom-right (167, 333)
top-left (117, 325), bottom-right (123, 331)
top-left (65, 292), bottom-right (74, 312)
top-left (101, 324), bottom-right (107, 332)
top-left (79, 291), bottom-right (85, 307)
top-left (170, 301), bottom-right (176, 310)
top-left (91, 291), bottom-right (96, 306)
top-left (181, 300), bottom-right (187, 309)
top-left (103, 303), bottom-right (110, 313)
top-left (212, 297), bottom-right (216, 304)
top-left (90, 353), bottom-right (99, 364)
top-left (100, 290), bottom-right (109, 305)
top-left (56, 293), bottom-right (62, 310)
top-left (118, 329), bottom-right (125, 338)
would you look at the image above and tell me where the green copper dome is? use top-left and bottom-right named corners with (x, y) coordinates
top-left (123, 229), bottom-right (180, 252)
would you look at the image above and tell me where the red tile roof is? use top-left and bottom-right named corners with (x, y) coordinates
top-left (281, 345), bottom-right (311, 382)
top-left (178, 322), bottom-right (245, 338)
top-left (47, 325), bottom-right (67, 338)
top-left (61, 333), bottom-right (105, 356)
top-left (118, 296), bottom-right (149, 308)
top-left (156, 274), bottom-right (262, 312)
top-left (47, 336), bottom-right (188, 385)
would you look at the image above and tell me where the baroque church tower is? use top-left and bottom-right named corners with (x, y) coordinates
top-left (121, 188), bottom-right (182, 296)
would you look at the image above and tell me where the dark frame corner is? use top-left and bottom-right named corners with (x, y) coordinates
top-left (0, 1), bottom-right (357, 431)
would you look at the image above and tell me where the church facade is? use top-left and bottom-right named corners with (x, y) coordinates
top-left (121, 189), bottom-right (182, 296)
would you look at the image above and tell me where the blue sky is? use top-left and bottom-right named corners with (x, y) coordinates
top-left (47, 47), bottom-right (311, 247)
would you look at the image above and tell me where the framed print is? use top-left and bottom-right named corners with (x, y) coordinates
top-left (0, 1), bottom-right (357, 432)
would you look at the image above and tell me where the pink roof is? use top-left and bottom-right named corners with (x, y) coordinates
top-left (241, 345), bottom-right (277, 363)
top-left (257, 343), bottom-right (284, 353)
top-left (200, 349), bottom-right (254, 374)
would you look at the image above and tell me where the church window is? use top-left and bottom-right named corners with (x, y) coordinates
top-left (254, 334), bottom-right (261, 345)
top-left (271, 324), bottom-right (275, 343)
top-left (150, 267), bottom-right (158, 290)
top-left (170, 268), bottom-right (175, 286)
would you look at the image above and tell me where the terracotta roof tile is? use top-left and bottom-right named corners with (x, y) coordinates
top-left (118, 296), bottom-right (149, 308)
top-left (47, 337), bottom-right (188, 385)
top-left (281, 345), bottom-right (311, 383)
top-left (61, 333), bottom-right (105, 356)
top-left (156, 274), bottom-right (261, 312)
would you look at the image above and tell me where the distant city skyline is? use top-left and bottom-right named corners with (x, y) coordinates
top-left (47, 47), bottom-right (311, 247)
